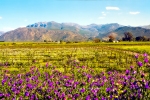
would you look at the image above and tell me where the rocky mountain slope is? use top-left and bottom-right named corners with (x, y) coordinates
top-left (0, 28), bottom-right (86, 41)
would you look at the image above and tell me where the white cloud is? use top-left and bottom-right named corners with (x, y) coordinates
top-left (98, 17), bottom-right (105, 19)
top-left (129, 11), bottom-right (140, 15)
top-left (0, 16), bottom-right (2, 19)
top-left (106, 6), bottom-right (120, 10)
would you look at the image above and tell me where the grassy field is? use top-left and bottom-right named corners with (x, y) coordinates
top-left (0, 41), bottom-right (150, 99)
top-left (112, 45), bottom-right (150, 54)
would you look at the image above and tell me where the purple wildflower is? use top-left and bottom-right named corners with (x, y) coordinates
top-left (101, 96), bottom-right (107, 100)
top-left (126, 69), bottom-right (130, 75)
top-left (145, 82), bottom-right (149, 89)
top-left (135, 54), bottom-right (139, 59)
top-left (106, 87), bottom-right (111, 93)
top-left (19, 96), bottom-right (23, 100)
top-left (80, 88), bottom-right (85, 93)
top-left (143, 53), bottom-right (148, 57)
top-left (24, 92), bottom-right (29, 97)
top-left (73, 93), bottom-right (79, 99)
top-left (141, 73), bottom-right (145, 78)
top-left (46, 62), bottom-right (48, 68)
top-left (144, 57), bottom-right (149, 63)
top-left (0, 93), bottom-right (5, 99)
top-left (133, 70), bottom-right (136, 74)
top-left (26, 83), bottom-right (33, 89)
top-left (2, 79), bottom-right (6, 86)
top-left (137, 61), bottom-right (143, 67)
top-left (85, 95), bottom-right (90, 100)
top-left (130, 66), bottom-right (134, 70)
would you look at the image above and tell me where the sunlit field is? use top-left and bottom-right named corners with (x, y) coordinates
top-left (0, 42), bottom-right (150, 99)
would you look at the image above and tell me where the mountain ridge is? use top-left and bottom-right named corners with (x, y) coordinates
top-left (1, 21), bottom-right (150, 41)
top-left (0, 28), bottom-right (87, 42)
top-left (26, 21), bottom-right (122, 37)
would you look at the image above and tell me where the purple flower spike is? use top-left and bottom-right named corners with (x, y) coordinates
top-left (0, 93), bottom-right (4, 99)
top-left (80, 88), bottom-right (85, 93)
top-left (106, 87), bottom-right (111, 93)
top-left (145, 82), bottom-right (149, 89)
top-left (101, 96), bottom-right (106, 100)
top-left (24, 92), bottom-right (29, 97)
top-left (85, 95), bottom-right (90, 100)
top-left (135, 54), bottom-right (139, 59)
top-left (2, 79), bottom-right (6, 86)
top-left (144, 57), bottom-right (149, 63)
top-left (143, 53), bottom-right (148, 57)
top-left (130, 66), bottom-right (134, 70)
top-left (46, 62), bottom-right (48, 68)
top-left (133, 70), bottom-right (136, 74)
top-left (137, 61), bottom-right (143, 67)
top-left (126, 69), bottom-right (130, 75)
top-left (141, 73), bottom-right (145, 78)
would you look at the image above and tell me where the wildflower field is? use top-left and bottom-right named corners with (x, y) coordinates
top-left (0, 42), bottom-right (150, 100)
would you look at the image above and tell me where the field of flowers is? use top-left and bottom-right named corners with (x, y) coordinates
top-left (0, 42), bottom-right (150, 99)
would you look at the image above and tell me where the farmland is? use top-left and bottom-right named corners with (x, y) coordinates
top-left (0, 42), bottom-right (150, 99)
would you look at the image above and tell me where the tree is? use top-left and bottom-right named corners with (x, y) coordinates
top-left (93, 38), bottom-right (101, 43)
top-left (108, 33), bottom-right (117, 42)
top-left (44, 40), bottom-right (47, 42)
top-left (142, 36), bottom-right (148, 41)
top-left (123, 32), bottom-right (134, 41)
top-left (135, 36), bottom-right (148, 41)
top-left (135, 36), bottom-right (142, 41)
top-left (108, 35), bottom-right (115, 42)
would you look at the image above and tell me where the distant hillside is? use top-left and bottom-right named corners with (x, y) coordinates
top-left (0, 31), bottom-right (4, 36)
top-left (26, 22), bottom-right (122, 37)
top-left (2, 21), bottom-right (150, 42)
top-left (0, 28), bottom-right (87, 42)
top-left (141, 25), bottom-right (150, 29)
top-left (101, 26), bottom-right (150, 40)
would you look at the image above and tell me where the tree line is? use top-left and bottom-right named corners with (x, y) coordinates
top-left (122, 32), bottom-right (150, 41)
top-left (93, 32), bottom-right (150, 43)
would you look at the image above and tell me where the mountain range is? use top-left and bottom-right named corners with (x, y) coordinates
top-left (0, 31), bottom-right (4, 36)
top-left (0, 21), bottom-right (150, 41)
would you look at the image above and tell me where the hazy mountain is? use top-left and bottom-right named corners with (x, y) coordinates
top-left (0, 31), bottom-right (4, 36)
top-left (2, 21), bottom-right (150, 42)
top-left (101, 26), bottom-right (150, 40)
top-left (141, 25), bottom-right (150, 29)
top-left (0, 28), bottom-right (87, 42)
top-left (26, 22), bottom-right (122, 37)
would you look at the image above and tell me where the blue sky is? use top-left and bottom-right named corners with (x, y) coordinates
top-left (0, 0), bottom-right (150, 32)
